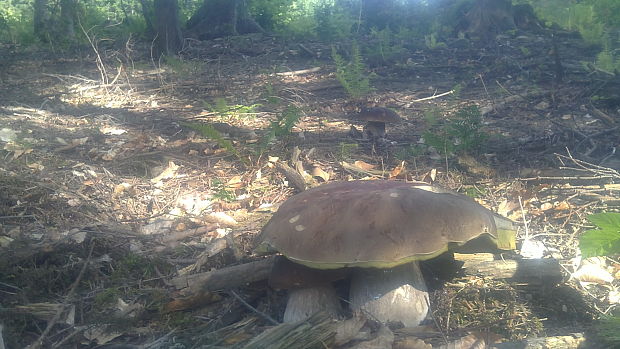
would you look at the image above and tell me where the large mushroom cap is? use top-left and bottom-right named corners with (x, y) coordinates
top-left (354, 107), bottom-right (402, 123)
top-left (256, 180), bottom-right (515, 269)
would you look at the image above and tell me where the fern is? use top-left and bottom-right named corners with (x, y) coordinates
top-left (258, 105), bottom-right (303, 150)
top-left (181, 122), bottom-right (243, 161)
top-left (332, 42), bottom-right (371, 99)
top-left (203, 98), bottom-right (261, 120)
top-left (423, 105), bottom-right (487, 156)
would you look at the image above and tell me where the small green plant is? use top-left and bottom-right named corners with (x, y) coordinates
top-left (367, 27), bottom-right (405, 62)
top-left (261, 83), bottom-right (280, 104)
top-left (580, 212), bottom-right (620, 346)
top-left (163, 56), bottom-right (202, 78)
top-left (394, 144), bottom-right (425, 162)
top-left (595, 48), bottom-right (620, 73)
top-left (182, 122), bottom-right (243, 161)
top-left (332, 42), bottom-right (371, 99)
top-left (596, 313), bottom-right (620, 347)
top-left (203, 98), bottom-right (261, 120)
top-left (579, 212), bottom-right (620, 258)
top-left (211, 179), bottom-right (236, 202)
top-left (95, 288), bottom-right (120, 309)
top-left (338, 142), bottom-right (358, 160)
top-left (111, 254), bottom-right (159, 282)
top-left (451, 83), bottom-right (463, 100)
top-left (424, 33), bottom-right (446, 49)
top-left (314, 2), bottom-right (354, 41)
top-left (423, 105), bottom-right (488, 156)
top-left (463, 186), bottom-right (487, 199)
top-left (519, 46), bottom-right (531, 56)
top-left (259, 105), bottom-right (303, 149)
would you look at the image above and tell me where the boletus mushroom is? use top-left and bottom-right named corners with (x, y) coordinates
top-left (353, 107), bottom-right (402, 139)
top-left (255, 180), bottom-right (516, 325)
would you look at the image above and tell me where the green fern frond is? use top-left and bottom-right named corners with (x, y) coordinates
top-left (332, 42), bottom-right (371, 99)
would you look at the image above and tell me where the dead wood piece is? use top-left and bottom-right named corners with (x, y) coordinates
top-left (275, 162), bottom-right (307, 192)
top-left (276, 66), bottom-right (320, 76)
top-left (241, 311), bottom-right (336, 349)
top-left (170, 257), bottom-right (275, 292)
top-left (454, 253), bottom-right (563, 286)
top-left (171, 254), bottom-right (562, 296)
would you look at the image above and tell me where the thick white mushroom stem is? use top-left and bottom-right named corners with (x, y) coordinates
top-left (283, 285), bottom-right (343, 323)
top-left (349, 261), bottom-right (429, 327)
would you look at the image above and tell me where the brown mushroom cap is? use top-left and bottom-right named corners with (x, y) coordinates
top-left (256, 180), bottom-right (515, 269)
top-left (354, 107), bottom-right (402, 123)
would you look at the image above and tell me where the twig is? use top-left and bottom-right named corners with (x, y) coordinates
top-left (229, 290), bottom-right (279, 325)
top-left (78, 21), bottom-right (109, 88)
top-left (26, 241), bottom-right (96, 349)
top-left (408, 89), bottom-right (453, 103)
top-left (478, 74), bottom-right (495, 113)
top-left (276, 67), bottom-right (320, 76)
top-left (518, 196), bottom-right (530, 242)
top-left (0, 215), bottom-right (35, 219)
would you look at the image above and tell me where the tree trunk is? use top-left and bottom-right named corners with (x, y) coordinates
top-left (153, 0), bottom-right (183, 56)
top-left (361, 0), bottom-right (397, 30)
top-left (33, 0), bottom-right (50, 41)
top-left (139, 0), bottom-right (155, 35)
top-left (60, 0), bottom-right (77, 41)
top-left (186, 0), bottom-right (262, 40)
top-left (460, 0), bottom-right (516, 41)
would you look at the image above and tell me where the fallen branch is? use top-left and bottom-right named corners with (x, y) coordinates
top-left (170, 257), bottom-right (275, 292)
top-left (171, 254), bottom-right (563, 296)
top-left (454, 253), bottom-right (564, 286)
top-left (276, 67), bottom-right (321, 76)
top-left (275, 162), bottom-right (307, 192)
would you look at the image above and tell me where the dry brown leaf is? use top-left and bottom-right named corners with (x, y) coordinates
top-left (150, 161), bottom-right (180, 183)
top-left (203, 212), bottom-right (238, 226)
top-left (227, 175), bottom-right (244, 189)
top-left (55, 137), bottom-right (88, 152)
top-left (540, 202), bottom-right (553, 211)
top-left (354, 160), bottom-right (376, 170)
top-left (311, 165), bottom-right (330, 182)
top-left (573, 262), bottom-right (614, 284)
top-left (420, 168), bottom-right (436, 184)
top-left (113, 183), bottom-right (132, 196)
top-left (554, 201), bottom-right (571, 210)
top-left (389, 161), bottom-right (406, 179)
top-left (27, 162), bottom-right (44, 171)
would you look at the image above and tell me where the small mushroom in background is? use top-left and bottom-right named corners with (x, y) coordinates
top-left (255, 180), bottom-right (516, 326)
top-left (351, 107), bottom-right (402, 139)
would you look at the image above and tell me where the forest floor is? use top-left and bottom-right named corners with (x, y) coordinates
top-left (0, 27), bottom-right (619, 349)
